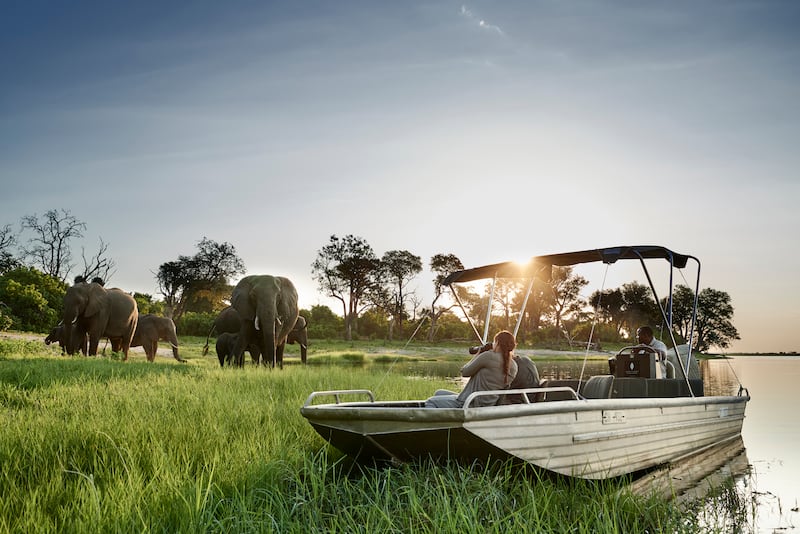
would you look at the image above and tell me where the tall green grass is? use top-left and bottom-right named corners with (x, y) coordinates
top-left (0, 338), bottom-right (746, 533)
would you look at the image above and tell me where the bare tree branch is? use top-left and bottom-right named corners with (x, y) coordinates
top-left (78, 237), bottom-right (117, 284)
top-left (19, 209), bottom-right (86, 282)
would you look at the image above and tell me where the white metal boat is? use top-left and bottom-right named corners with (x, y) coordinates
top-left (300, 246), bottom-right (750, 479)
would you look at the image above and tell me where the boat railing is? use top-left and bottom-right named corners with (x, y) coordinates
top-left (463, 386), bottom-right (581, 409)
top-left (303, 389), bottom-right (375, 407)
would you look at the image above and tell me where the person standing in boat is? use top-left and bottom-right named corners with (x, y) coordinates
top-left (425, 330), bottom-right (518, 408)
top-left (636, 326), bottom-right (668, 377)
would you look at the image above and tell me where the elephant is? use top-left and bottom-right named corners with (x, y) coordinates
top-left (215, 332), bottom-right (262, 367)
top-left (286, 315), bottom-right (308, 364)
top-left (203, 305), bottom-right (308, 364)
top-left (111, 314), bottom-right (184, 362)
top-left (230, 275), bottom-right (299, 369)
top-left (44, 322), bottom-right (88, 355)
top-left (62, 281), bottom-right (138, 360)
top-left (202, 306), bottom-right (242, 355)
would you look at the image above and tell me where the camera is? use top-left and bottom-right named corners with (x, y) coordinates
top-left (468, 342), bottom-right (493, 355)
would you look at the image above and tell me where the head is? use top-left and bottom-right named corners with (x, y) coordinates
top-left (493, 330), bottom-right (516, 355)
top-left (636, 326), bottom-right (654, 344)
top-left (493, 330), bottom-right (516, 385)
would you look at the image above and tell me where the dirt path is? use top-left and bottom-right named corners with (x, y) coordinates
top-left (0, 331), bottom-right (176, 358)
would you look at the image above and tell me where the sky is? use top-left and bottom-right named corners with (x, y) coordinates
top-left (1, 1), bottom-right (798, 353)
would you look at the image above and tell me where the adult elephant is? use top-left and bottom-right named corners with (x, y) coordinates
top-left (62, 281), bottom-right (138, 360)
top-left (202, 306), bottom-right (241, 355)
top-left (286, 315), bottom-right (308, 364)
top-left (203, 305), bottom-right (308, 364)
top-left (230, 275), bottom-right (299, 369)
top-left (114, 314), bottom-right (184, 363)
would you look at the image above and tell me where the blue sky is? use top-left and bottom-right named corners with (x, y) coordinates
top-left (1, 1), bottom-right (798, 352)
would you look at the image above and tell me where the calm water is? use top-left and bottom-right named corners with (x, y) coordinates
top-left (391, 354), bottom-right (800, 531)
top-left (719, 356), bottom-right (800, 532)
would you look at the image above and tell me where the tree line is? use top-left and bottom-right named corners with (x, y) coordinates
top-left (0, 212), bottom-right (740, 352)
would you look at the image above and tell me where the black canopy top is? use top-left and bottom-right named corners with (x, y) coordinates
top-left (443, 245), bottom-right (695, 285)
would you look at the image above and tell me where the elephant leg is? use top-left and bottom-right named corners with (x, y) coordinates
top-left (88, 336), bottom-right (100, 356)
top-left (276, 342), bottom-right (286, 370)
top-left (233, 331), bottom-right (248, 368)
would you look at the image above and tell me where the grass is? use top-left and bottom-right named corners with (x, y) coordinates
top-left (0, 335), bottom-right (748, 533)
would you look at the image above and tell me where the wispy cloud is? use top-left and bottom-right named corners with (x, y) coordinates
top-left (460, 5), bottom-right (504, 36)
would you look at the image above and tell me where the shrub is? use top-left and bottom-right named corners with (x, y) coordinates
top-left (175, 311), bottom-right (215, 337)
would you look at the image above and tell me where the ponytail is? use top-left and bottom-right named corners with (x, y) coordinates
top-left (494, 330), bottom-right (516, 386)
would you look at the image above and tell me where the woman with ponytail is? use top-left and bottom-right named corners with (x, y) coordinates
top-left (425, 330), bottom-right (518, 408)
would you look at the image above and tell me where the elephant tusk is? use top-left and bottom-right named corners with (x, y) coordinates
top-left (276, 317), bottom-right (283, 327)
top-left (71, 317), bottom-right (77, 325)
top-left (254, 316), bottom-right (260, 331)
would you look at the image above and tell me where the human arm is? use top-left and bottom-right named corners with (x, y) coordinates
top-left (460, 350), bottom-right (495, 377)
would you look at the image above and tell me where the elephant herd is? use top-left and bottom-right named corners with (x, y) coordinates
top-left (45, 274), bottom-right (307, 369)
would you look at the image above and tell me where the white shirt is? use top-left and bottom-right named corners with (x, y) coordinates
top-left (648, 337), bottom-right (668, 377)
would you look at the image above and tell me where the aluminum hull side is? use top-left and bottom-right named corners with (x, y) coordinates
top-left (301, 395), bottom-right (749, 479)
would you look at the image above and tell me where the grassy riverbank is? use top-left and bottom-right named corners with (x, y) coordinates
top-left (0, 337), bottom-right (747, 533)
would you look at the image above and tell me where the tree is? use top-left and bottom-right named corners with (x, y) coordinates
top-left (546, 266), bottom-right (588, 332)
top-left (589, 288), bottom-right (626, 336)
top-left (311, 234), bottom-right (380, 341)
top-left (133, 292), bottom-right (165, 315)
top-left (76, 237), bottom-right (117, 284)
top-left (620, 281), bottom-right (660, 337)
top-left (665, 285), bottom-right (696, 341)
top-left (0, 267), bottom-right (67, 332)
top-left (426, 253), bottom-right (464, 341)
top-left (155, 237), bottom-right (245, 321)
top-left (378, 250), bottom-right (422, 340)
top-left (0, 223), bottom-right (19, 274)
top-left (305, 305), bottom-right (344, 340)
top-left (19, 209), bottom-right (86, 282)
top-left (671, 287), bottom-right (740, 352)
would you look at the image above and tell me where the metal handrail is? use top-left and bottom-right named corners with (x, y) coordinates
top-left (462, 386), bottom-right (581, 408)
top-left (303, 389), bottom-right (375, 407)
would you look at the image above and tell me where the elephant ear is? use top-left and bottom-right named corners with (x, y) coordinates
top-left (84, 285), bottom-right (106, 317)
top-left (294, 315), bottom-right (307, 329)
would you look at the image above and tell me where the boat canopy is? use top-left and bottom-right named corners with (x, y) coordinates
top-left (443, 245), bottom-right (695, 285)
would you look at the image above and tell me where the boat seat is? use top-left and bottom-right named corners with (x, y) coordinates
top-left (536, 379), bottom-right (585, 401)
top-left (611, 378), bottom-right (649, 398)
top-left (647, 378), bottom-right (704, 397)
top-left (581, 375), bottom-right (614, 399)
top-left (611, 378), bottom-right (705, 398)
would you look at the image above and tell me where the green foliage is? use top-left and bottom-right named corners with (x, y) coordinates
top-left (430, 312), bottom-right (472, 341)
top-left (0, 266), bottom-right (66, 332)
top-left (174, 311), bottom-right (215, 337)
top-left (305, 305), bottom-right (344, 340)
top-left (133, 292), bottom-right (164, 315)
top-left (0, 309), bottom-right (12, 331)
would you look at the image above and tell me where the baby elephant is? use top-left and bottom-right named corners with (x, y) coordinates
top-left (45, 323), bottom-right (88, 355)
top-left (215, 332), bottom-right (262, 367)
top-left (110, 314), bottom-right (183, 362)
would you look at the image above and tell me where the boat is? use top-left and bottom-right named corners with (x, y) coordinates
top-left (300, 245), bottom-right (750, 479)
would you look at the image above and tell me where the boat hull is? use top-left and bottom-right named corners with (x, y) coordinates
top-left (301, 394), bottom-right (749, 479)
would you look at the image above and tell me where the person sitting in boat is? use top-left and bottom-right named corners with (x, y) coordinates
top-left (425, 330), bottom-right (518, 408)
top-left (498, 353), bottom-right (541, 405)
top-left (636, 326), bottom-right (668, 378)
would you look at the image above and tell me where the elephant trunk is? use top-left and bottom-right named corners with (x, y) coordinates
top-left (256, 306), bottom-right (278, 368)
top-left (63, 309), bottom-right (78, 355)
